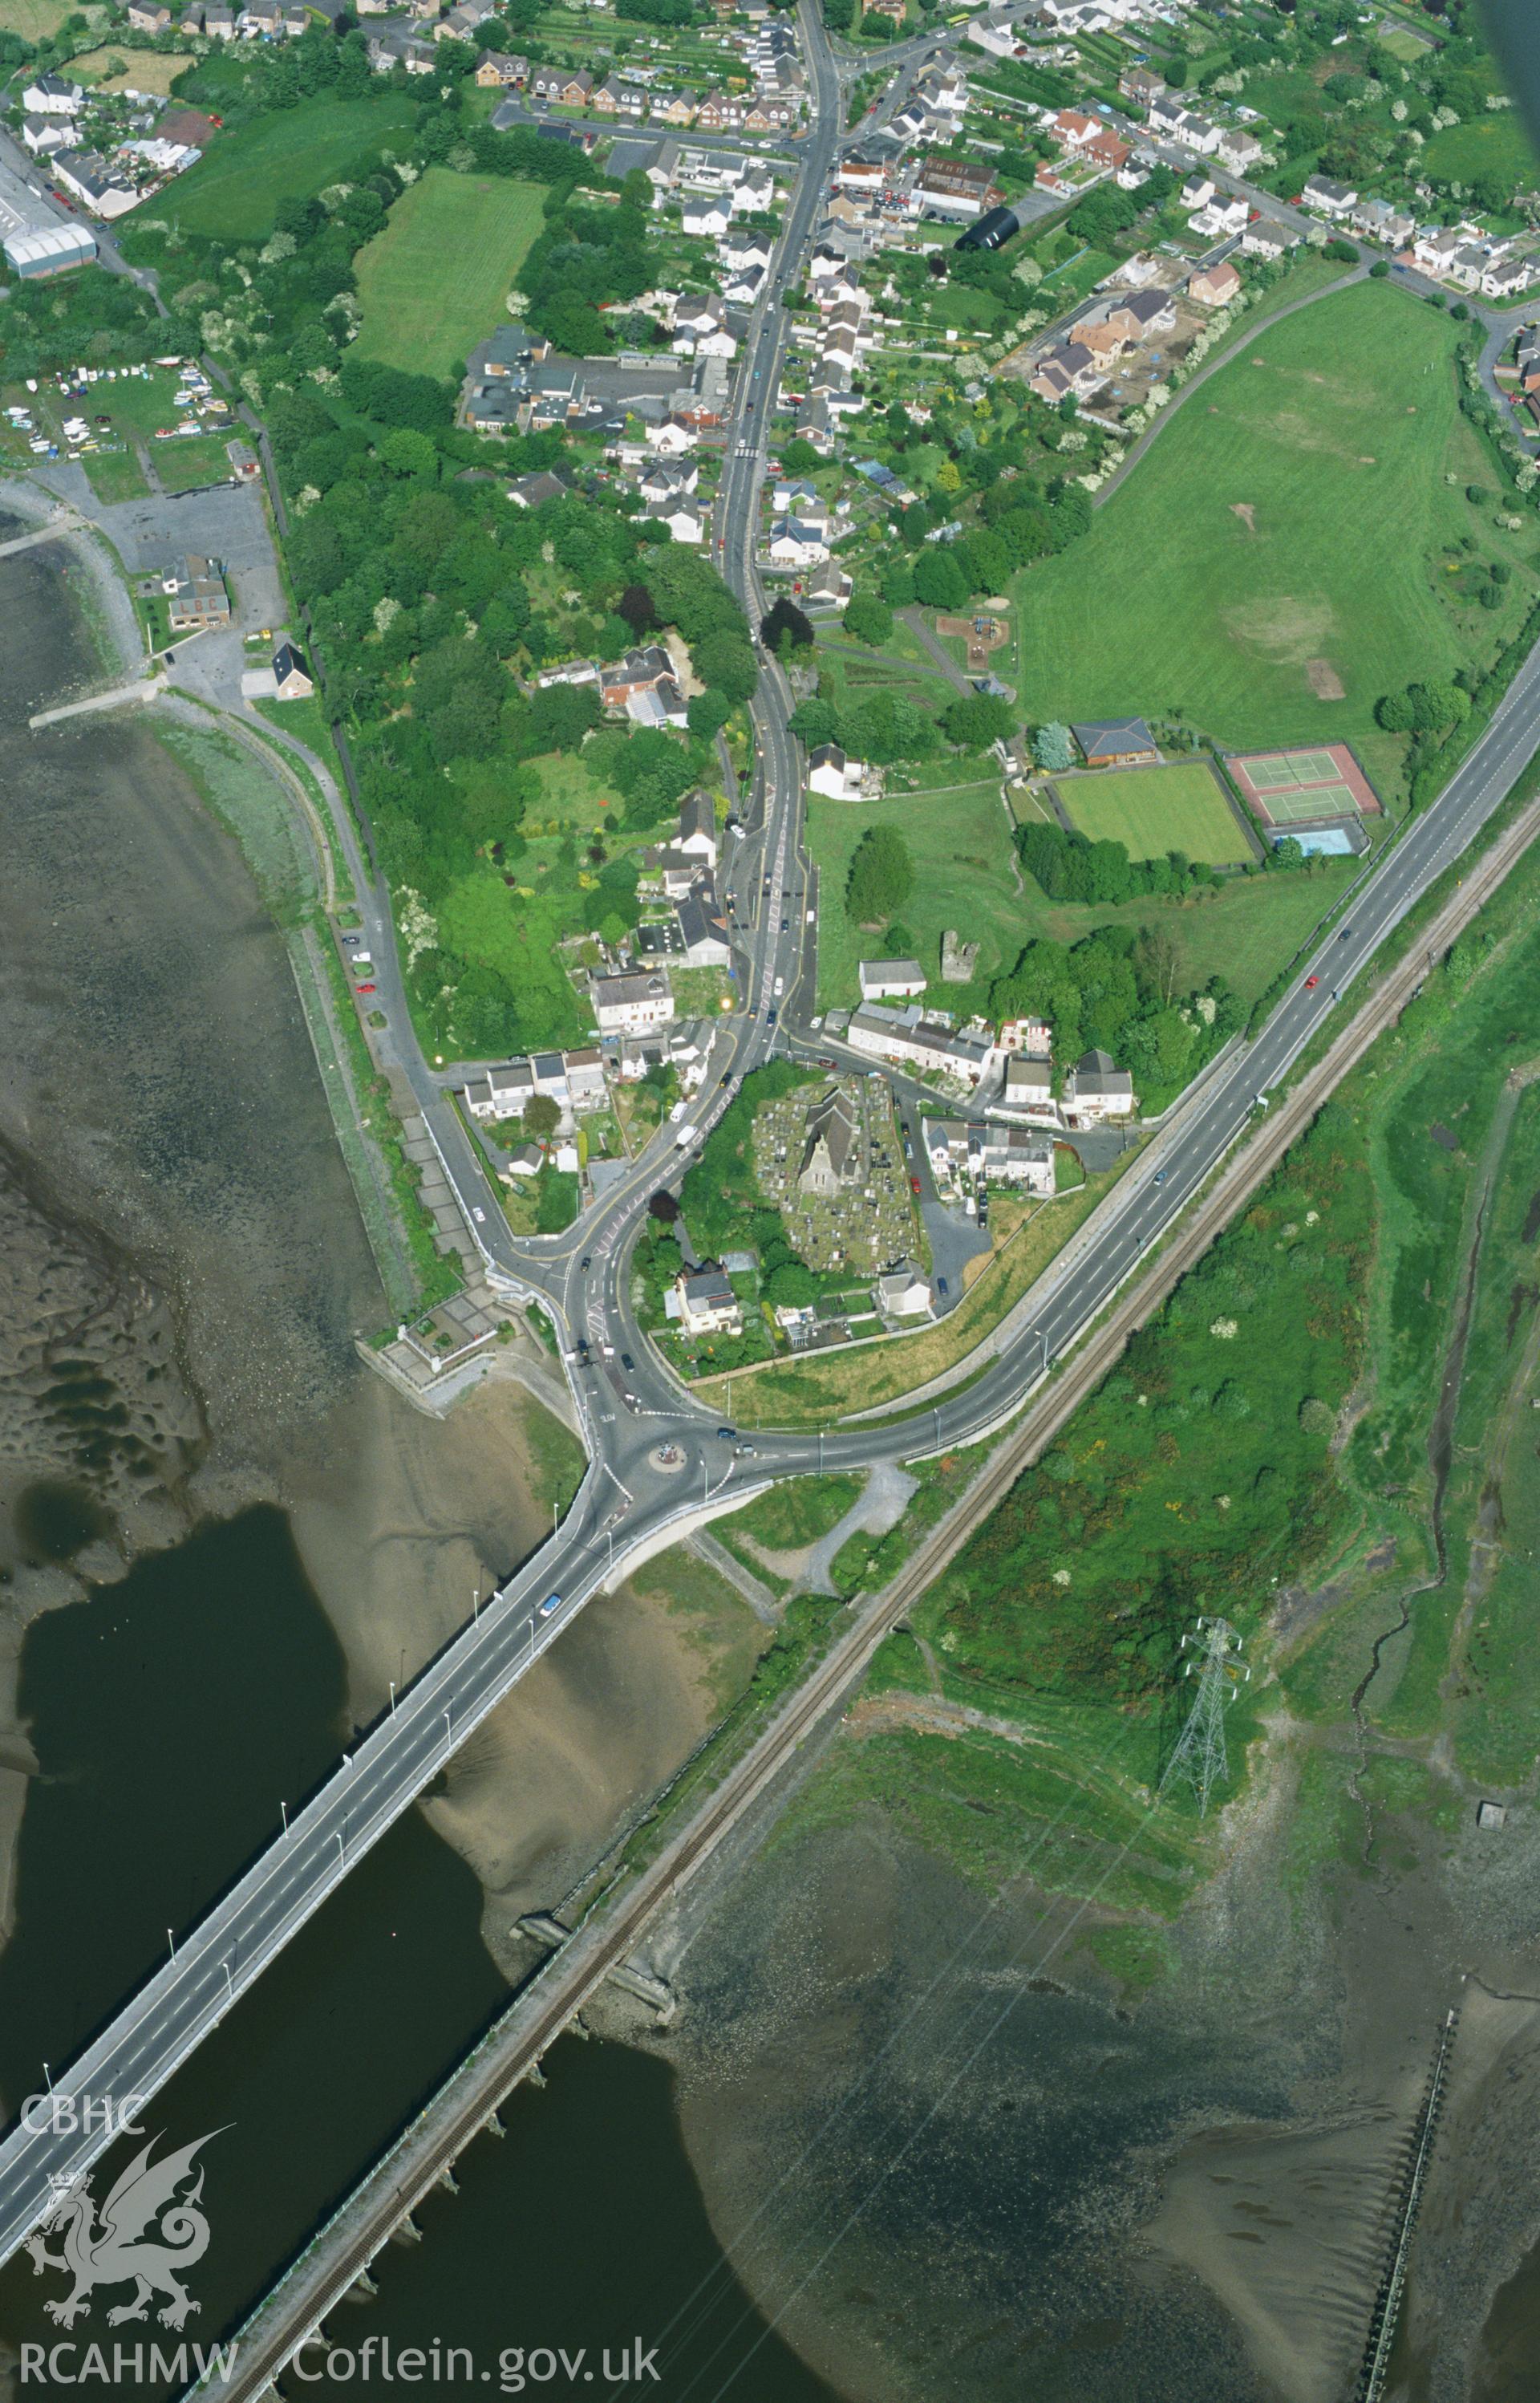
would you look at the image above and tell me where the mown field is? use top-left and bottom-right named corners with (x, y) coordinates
top-left (1056, 761), bottom-right (1250, 865)
top-left (164, 92), bottom-right (418, 239)
top-left (353, 170), bottom-right (548, 380)
top-left (1012, 283), bottom-right (1540, 753)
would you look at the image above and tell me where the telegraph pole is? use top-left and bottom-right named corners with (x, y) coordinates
top-left (1159, 1617), bottom-right (1248, 1817)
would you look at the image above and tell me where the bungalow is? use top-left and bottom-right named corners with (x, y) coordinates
top-left (805, 558), bottom-right (853, 609)
top-left (590, 968), bottom-right (675, 1035)
top-left (507, 468), bottom-right (569, 510)
top-left (1301, 173), bottom-right (1357, 219)
top-left (272, 640), bottom-right (313, 699)
top-left (1188, 258), bottom-right (1242, 309)
top-left (768, 515), bottom-right (829, 568)
top-left (808, 743), bottom-right (864, 800)
top-left (675, 1268), bottom-right (742, 1337)
top-left (876, 1263), bottom-right (932, 1319)
top-left (859, 959), bottom-right (926, 1001)
top-left (1071, 716), bottom-right (1158, 769)
top-left (1064, 1047), bottom-right (1136, 1121)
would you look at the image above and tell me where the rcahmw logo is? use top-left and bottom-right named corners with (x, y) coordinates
top-left (24, 2129), bottom-right (222, 2332)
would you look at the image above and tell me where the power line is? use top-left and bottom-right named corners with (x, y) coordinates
top-left (1159, 1617), bottom-right (1248, 1818)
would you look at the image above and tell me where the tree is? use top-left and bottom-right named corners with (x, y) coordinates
top-left (884, 920), bottom-right (916, 954)
top-left (618, 582), bottom-right (659, 635)
top-left (779, 437), bottom-right (821, 474)
top-left (524, 1093), bottom-right (561, 1140)
top-left (1033, 721), bottom-right (1076, 772)
top-left (762, 596), bottom-right (816, 655)
top-left (687, 688), bottom-right (730, 739)
top-left (843, 591), bottom-right (894, 647)
top-left (941, 692), bottom-right (1015, 750)
top-left (912, 545), bottom-right (968, 611)
top-left (846, 826), bottom-right (914, 923)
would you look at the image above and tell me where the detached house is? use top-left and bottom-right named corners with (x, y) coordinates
top-left (808, 743), bottom-right (864, 800)
top-left (530, 65), bottom-right (592, 105)
top-left (675, 1268), bottom-right (742, 1337)
top-left (1301, 173), bottom-right (1357, 219)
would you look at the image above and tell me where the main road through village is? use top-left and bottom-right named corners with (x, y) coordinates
top-left (6, 0), bottom-right (1540, 2267)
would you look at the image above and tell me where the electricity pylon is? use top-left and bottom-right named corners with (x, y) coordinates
top-left (1159, 1617), bottom-right (1249, 1816)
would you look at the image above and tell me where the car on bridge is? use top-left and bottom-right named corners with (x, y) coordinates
top-left (538, 1592), bottom-right (561, 1618)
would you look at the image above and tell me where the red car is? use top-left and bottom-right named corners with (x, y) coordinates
top-left (1304, 975), bottom-right (1319, 989)
top-left (357, 982), bottom-right (377, 995)
top-left (910, 1175), bottom-right (921, 1195)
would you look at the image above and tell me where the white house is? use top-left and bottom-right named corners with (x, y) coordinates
top-left (808, 743), bottom-right (864, 800)
top-left (22, 75), bottom-right (83, 115)
top-left (768, 515), bottom-right (829, 568)
top-left (859, 959), bottom-right (926, 1001)
top-left (651, 500), bottom-right (705, 543)
top-left (847, 1005), bottom-right (995, 1086)
top-left (876, 1263), bottom-right (932, 1318)
top-left (675, 1268), bottom-right (742, 1335)
top-left (998, 1055), bottom-right (1056, 1114)
top-left (1301, 173), bottom-right (1358, 219)
top-left (646, 415), bottom-right (698, 456)
top-left (1064, 1047), bottom-right (1136, 1121)
top-left (1189, 194), bottom-right (1249, 241)
top-left (1180, 173), bottom-right (1215, 210)
top-left (677, 789), bottom-right (719, 867)
top-left (682, 195), bottom-right (731, 237)
top-left (22, 116), bottom-right (70, 155)
top-left (590, 969), bottom-right (675, 1034)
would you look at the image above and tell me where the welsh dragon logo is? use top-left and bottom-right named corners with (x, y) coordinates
top-left (25, 2131), bottom-right (220, 2330)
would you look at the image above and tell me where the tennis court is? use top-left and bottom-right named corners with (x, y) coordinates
top-left (1230, 743), bottom-right (1381, 827)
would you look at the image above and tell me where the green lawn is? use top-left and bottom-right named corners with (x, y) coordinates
top-left (1056, 761), bottom-right (1251, 865)
top-left (353, 170), bottom-right (548, 380)
top-left (808, 777), bottom-right (1352, 1016)
top-left (1012, 282), bottom-right (1540, 751)
top-left (1422, 111), bottom-right (1538, 191)
top-left (166, 93), bottom-right (419, 239)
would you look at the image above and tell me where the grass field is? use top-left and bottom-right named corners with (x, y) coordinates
top-left (1422, 110), bottom-right (1538, 191)
top-left (1012, 283), bottom-right (1540, 752)
top-left (353, 170), bottom-right (547, 380)
top-left (808, 780), bottom-right (1349, 1017)
top-left (1056, 761), bottom-right (1250, 864)
top-left (0, 0), bottom-right (75, 35)
top-left (71, 46), bottom-right (193, 92)
top-left (165, 93), bottom-right (418, 239)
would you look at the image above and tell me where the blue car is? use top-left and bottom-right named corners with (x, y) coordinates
top-left (537, 1592), bottom-right (561, 1619)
